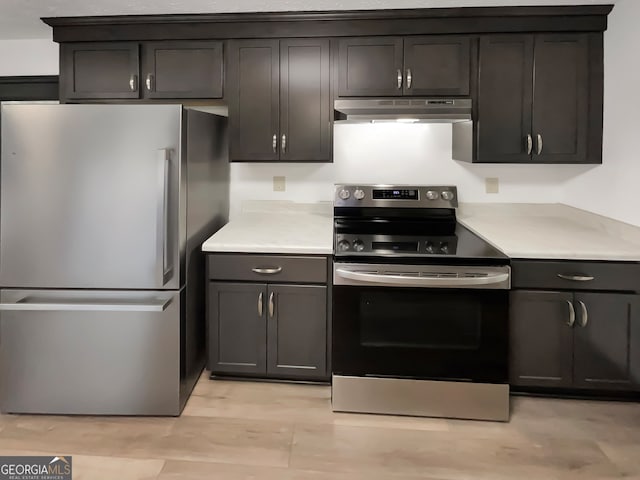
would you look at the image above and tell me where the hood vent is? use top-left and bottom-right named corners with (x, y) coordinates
top-left (334, 98), bottom-right (472, 123)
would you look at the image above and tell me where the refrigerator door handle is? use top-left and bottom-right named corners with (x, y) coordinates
top-left (157, 149), bottom-right (173, 285)
top-left (0, 297), bottom-right (173, 312)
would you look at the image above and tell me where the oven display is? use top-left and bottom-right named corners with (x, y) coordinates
top-left (372, 241), bottom-right (419, 252)
top-left (372, 189), bottom-right (418, 200)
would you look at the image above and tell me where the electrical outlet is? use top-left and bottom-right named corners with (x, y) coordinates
top-left (485, 177), bottom-right (499, 194)
top-left (273, 176), bottom-right (286, 192)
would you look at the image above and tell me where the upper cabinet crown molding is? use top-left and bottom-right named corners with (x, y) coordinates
top-left (42, 5), bottom-right (614, 43)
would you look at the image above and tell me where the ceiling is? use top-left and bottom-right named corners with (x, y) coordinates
top-left (0, 0), bottom-right (616, 40)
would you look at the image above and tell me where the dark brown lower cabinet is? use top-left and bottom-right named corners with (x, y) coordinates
top-left (208, 283), bottom-right (267, 376)
top-left (510, 291), bottom-right (573, 387)
top-left (267, 285), bottom-right (327, 378)
top-left (510, 290), bottom-right (640, 391)
top-left (573, 293), bottom-right (638, 390)
top-left (208, 282), bottom-right (327, 380)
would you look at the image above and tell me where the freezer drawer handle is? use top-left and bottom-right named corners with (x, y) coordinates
top-left (251, 267), bottom-right (283, 275)
top-left (0, 297), bottom-right (173, 312)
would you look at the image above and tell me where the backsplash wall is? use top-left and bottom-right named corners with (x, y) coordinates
top-left (230, 123), bottom-right (594, 219)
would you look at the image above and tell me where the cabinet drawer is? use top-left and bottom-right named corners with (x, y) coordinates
top-left (512, 260), bottom-right (640, 292)
top-left (208, 254), bottom-right (327, 283)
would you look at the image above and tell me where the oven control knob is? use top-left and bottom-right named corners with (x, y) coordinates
top-left (337, 240), bottom-right (351, 252)
top-left (353, 189), bottom-right (365, 200)
top-left (440, 242), bottom-right (449, 254)
top-left (425, 241), bottom-right (435, 254)
top-left (353, 239), bottom-right (365, 252)
top-left (426, 190), bottom-right (439, 200)
top-left (338, 189), bottom-right (351, 200)
top-left (441, 190), bottom-right (455, 201)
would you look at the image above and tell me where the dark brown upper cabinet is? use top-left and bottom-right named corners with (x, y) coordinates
top-left (60, 40), bottom-right (223, 101)
top-left (61, 42), bottom-right (140, 100)
top-left (338, 36), bottom-right (471, 97)
top-left (477, 33), bottom-right (596, 164)
top-left (141, 41), bottom-right (223, 99)
top-left (227, 38), bottom-right (331, 162)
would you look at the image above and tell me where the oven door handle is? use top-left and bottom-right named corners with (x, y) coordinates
top-left (334, 269), bottom-right (510, 288)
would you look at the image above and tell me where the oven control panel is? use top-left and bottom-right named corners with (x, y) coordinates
top-left (335, 185), bottom-right (458, 209)
top-left (335, 234), bottom-right (458, 257)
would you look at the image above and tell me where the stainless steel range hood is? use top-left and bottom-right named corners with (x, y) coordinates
top-left (334, 98), bottom-right (472, 123)
top-left (334, 98), bottom-right (473, 162)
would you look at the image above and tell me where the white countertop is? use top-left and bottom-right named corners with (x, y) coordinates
top-left (202, 201), bottom-right (640, 261)
top-left (202, 201), bottom-right (333, 255)
top-left (458, 203), bottom-right (640, 262)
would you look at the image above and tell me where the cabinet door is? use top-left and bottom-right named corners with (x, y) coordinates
top-left (61, 42), bottom-right (140, 100)
top-left (403, 36), bottom-right (471, 96)
top-left (280, 39), bottom-right (331, 162)
top-left (141, 41), bottom-right (223, 99)
top-left (338, 37), bottom-right (403, 97)
top-left (510, 291), bottom-right (574, 387)
top-left (573, 293), bottom-right (637, 390)
top-left (267, 285), bottom-right (327, 379)
top-left (228, 40), bottom-right (280, 161)
top-left (208, 283), bottom-right (267, 376)
top-left (531, 34), bottom-right (589, 163)
top-left (477, 35), bottom-right (534, 163)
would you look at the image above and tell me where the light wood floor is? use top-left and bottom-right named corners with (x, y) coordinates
top-left (0, 372), bottom-right (639, 479)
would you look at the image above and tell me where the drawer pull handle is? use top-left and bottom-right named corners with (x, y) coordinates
top-left (557, 274), bottom-right (595, 282)
top-left (578, 300), bottom-right (588, 327)
top-left (566, 300), bottom-right (575, 327)
top-left (252, 267), bottom-right (283, 275)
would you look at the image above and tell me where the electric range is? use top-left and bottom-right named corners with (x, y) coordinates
top-left (331, 184), bottom-right (510, 422)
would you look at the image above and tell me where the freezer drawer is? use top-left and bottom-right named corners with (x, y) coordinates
top-left (0, 289), bottom-right (181, 415)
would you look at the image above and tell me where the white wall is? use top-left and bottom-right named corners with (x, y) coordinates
top-left (0, 38), bottom-right (58, 76)
top-left (562, 0), bottom-right (640, 227)
top-left (230, 124), bottom-right (594, 218)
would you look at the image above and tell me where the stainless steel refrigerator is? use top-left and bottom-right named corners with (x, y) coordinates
top-left (0, 104), bottom-right (229, 415)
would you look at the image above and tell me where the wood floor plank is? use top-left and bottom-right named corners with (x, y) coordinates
top-left (289, 422), bottom-right (623, 480)
top-left (0, 415), bottom-right (176, 456)
top-left (0, 449), bottom-right (164, 480)
top-left (157, 459), bottom-right (446, 480)
top-left (184, 380), bottom-right (449, 431)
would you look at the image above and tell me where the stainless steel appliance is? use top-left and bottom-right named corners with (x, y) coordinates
top-left (0, 104), bottom-right (229, 415)
top-left (331, 185), bottom-right (510, 422)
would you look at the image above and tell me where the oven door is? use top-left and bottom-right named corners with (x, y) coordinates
top-left (332, 263), bottom-right (509, 383)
